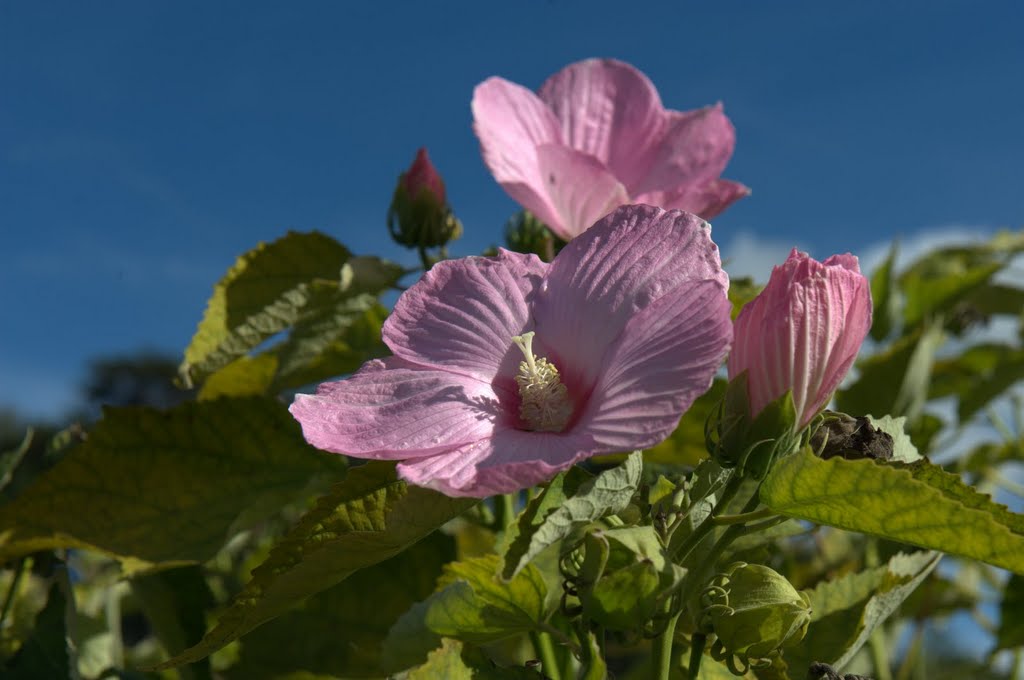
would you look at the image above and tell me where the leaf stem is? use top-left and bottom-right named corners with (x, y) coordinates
top-left (538, 621), bottom-right (581, 656)
top-left (531, 630), bottom-right (562, 680)
top-left (711, 507), bottom-right (775, 525)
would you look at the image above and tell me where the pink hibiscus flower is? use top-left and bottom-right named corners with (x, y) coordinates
top-left (290, 205), bottom-right (733, 497)
top-left (472, 58), bottom-right (749, 242)
top-left (729, 249), bottom-right (872, 429)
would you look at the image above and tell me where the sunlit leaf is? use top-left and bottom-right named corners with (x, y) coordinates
top-left (428, 555), bottom-right (549, 642)
top-left (502, 452), bottom-right (642, 578)
top-left (181, 231), bottom-right (352, 386)
top-left (782, 551), bottom-right (940, 671)
top-left (152, 462), bottom-right (474, 669)
top-left (761, 447), bottom-right (1024, 573)
top-left (0, 397), bottom-right (341, 567)
top-left (197, 355), bottom-right (278, 400)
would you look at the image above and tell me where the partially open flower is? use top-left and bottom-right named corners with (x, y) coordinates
top-left (472, 58), bottom-right (748, 242)
top-left (290, 205), bottom-right (733, 497)
top-left (728, 249), bottom-right (872, 429)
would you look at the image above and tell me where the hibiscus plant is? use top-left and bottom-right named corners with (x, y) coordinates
top-left (2, 58), bottom-right (1024, 680)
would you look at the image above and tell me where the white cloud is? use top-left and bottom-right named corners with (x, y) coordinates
top-left (719, 231), bottom-right (804, 282)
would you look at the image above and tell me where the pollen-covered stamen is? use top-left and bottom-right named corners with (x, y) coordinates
top-left (510, 331), bottom-right (574, 432)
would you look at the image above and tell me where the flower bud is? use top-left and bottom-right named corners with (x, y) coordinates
top-left (698, 562), bottom-right (811, 672)
top-left (387, 148), bottom-right (462, 249)
top-left (729, 249), bottom-right (872, 429)
top-left (504, 211), bottom-right (562, 261)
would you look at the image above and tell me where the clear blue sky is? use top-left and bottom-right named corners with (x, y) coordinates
top-left (2, 1), bottom-right (1022, 420)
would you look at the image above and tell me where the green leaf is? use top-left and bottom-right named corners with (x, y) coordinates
top-left (269, 298), bottom-right (388, 393)
top-left (501, 467), bottom-right (592, 579)
top-left (728, 277), bottom-right (762, 321)
top-left (898, 230), bottom-right (1024, 330)
top-left (930, 343), bottom-right (1024, 423)
top-left (130, 566), bottom-right (215, 680)
top-left (0, 397), bottom-right (340, 567)
top-left (782, 551), bottom-right (940, 672)
top-left (403, 639), bottom-right (474, 680)
top-left (152, 462), bottom-right (474, 669)
top-left (869, 242), bottom-right (899, 342)
top-left (224, 531), bottom-right (454, 679)
top-left (761, 447), bottom-right (1024, 573)
top-left (836, 320), bottom-right (945, 421)
top-left (181, 231), bottom-right (352, 386)
top-left (1, 578), bottom-right (69, 679)
top-left (426, 555), bottom-right (549, 642)
top-left (502, 452), bottom-right (643, 578)
top-left (866, 414), bottom-right (921, 463)
top-left (644, 379), bottom-right (726, 466)
top-left (197, 354), bottom-right (278, 400)
top-left (997, 574), bottom-right (1024, 650)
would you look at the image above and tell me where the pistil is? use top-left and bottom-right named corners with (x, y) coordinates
top-left (510, 331), bottom-right (573, 432)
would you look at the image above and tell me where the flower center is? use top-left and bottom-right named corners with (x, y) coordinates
top-left (510, 331), bottom-right (573, 432)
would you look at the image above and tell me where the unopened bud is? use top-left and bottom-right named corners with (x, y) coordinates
top-left (698, 562), bottom-right (811, 673)
top-left (388, 148), bottom-right (462, 249)
top-left (504, 211), bottom-right (562, 262)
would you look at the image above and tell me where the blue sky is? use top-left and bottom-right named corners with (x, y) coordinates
top-left (2, 1), bottom-right (1022, 420)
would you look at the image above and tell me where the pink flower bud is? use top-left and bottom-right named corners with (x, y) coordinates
top-left (402, 147), bottom-right (446, 205)
top-left (728, 249), bottom-right (872, 429)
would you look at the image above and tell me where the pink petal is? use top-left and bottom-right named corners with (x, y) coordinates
top-left (577, 278), bottom-right (732, 451)
top-left (384, 249), bottom-right (547, 383)
top-left (472, 77), bottom-right (564, 228)
top-left (729, 250), bottom-right (872, 427)
top-left (538, 58), bottom-right (665, 194)
top-left (289, 358), bottom-right (505, 459)
top-left (396, 428), bottom-right (596, 497)
top-left (631, 105), bottom-right (737, 197)
top-left (636, 178), bottom-right (751, 221)
top-left (534, 204), bottom-right (729, 399)
top-left (535, 143), bottom-right (629, 240)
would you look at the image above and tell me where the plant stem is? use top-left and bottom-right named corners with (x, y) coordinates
top-left (670, 471), bottom-right (743, 561)
top-left (531, 630), bottom-right (562, 680)
top-left (0, 557), bottom-right (26, 630)
top-left (499, 492), bottom-right (516, 532)
top-left (653, 602), bottom-right (682, 680)
top-left (688, 633), bottom-right (707, 680)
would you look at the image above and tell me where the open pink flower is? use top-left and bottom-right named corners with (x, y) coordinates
top-left (472, 58), bottom-right (749, 242)
top-left (290, 205), bottom-right (733, 497)
top-left (728, 249), bottom-right (872, 429)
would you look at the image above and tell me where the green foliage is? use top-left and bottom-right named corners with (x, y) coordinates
top-left (761, 447), bottom-right (1024, 573)
top-left (644, 379), bottom-right (727, 466)
top-left (996, 574), bottom-right (1024, 651)
top-left (181, 231), bottom-right (352, 385)
top-left (1, 578), bottom-right (69, 679)
top-left (224, 532), bottom-right (454, 678)
top-left (153, 462), bottom-right (474, 668)
top-left (180, 232), bottom-right (400, 390)
top-left (501, 452), bottom-right (643, 578)
top-left (131, 566), bottom-right (215, 680)
top-left (0, 397), bottom-right (341, 568)
top-left (784, 551), bottom-right (939, 672)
